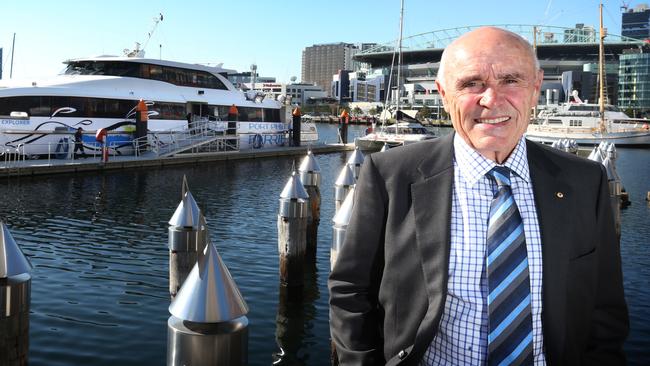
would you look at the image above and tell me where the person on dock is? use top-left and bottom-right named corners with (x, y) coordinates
top-left (329, 27), bottom-right (629, 365)
top-left (73, 127), bottom-right (86, 158)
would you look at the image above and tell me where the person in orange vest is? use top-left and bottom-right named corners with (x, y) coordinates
top-left (339, 109), bottom-right (350, 144)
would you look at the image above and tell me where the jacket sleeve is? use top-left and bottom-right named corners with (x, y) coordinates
top-left (582, 165), bottom-right (629, 364)
top-left (328, 155), bottom-right (388, 365)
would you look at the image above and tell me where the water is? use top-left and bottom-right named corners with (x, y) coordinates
top-left (0, 124), bottom-right (648, 365)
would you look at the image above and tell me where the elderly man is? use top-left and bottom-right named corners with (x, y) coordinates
top-left (328, 27), bottom-right (628, 365)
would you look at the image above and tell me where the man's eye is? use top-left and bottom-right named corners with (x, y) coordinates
top-left (504, 78), bottom-right (520, 85)
top-left (461, 81), bottom-right (482, 89)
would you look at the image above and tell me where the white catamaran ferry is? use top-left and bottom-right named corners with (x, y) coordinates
top-left (0, 55), bottom-right (317, 157)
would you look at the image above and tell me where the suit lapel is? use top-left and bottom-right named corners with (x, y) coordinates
top-left (410, 133), bottom-right (454, 352)
top-left (526, 140), bottom-right (571, 362)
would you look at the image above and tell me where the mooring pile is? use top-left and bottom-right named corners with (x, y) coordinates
top-left (0, 222), bottom-right (33, 366)
top-left (166, 177), bottom-right (249, 365)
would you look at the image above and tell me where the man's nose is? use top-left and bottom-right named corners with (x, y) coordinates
top-left (479, 87), bottom-right (500, 108)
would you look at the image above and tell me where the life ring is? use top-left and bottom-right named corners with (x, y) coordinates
top-left (252, 134), bottom-right (263, 149)
top-left (95, 128), bottom-right (107, 142)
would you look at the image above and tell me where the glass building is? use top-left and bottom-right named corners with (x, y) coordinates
top-left (618, 53), bottom-right (650, 114)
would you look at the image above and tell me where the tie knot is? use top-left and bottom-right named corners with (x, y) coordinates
top-left (487, 166), bottom-right (511, 187)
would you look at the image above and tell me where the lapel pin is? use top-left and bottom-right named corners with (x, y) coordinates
top-left (556, 192), bottom-right (564, 199)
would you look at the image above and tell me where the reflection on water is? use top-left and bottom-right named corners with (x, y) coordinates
top-left (0, 125), bottom-right (648, 365)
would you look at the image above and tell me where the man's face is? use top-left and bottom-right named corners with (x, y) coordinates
top-left (436, 29), bottom-right (543, 163)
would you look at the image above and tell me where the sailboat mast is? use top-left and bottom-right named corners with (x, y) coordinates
top-left (396, 0), bottom-right (404, 117)
top-left (598, 2), bottom-right (606, 132)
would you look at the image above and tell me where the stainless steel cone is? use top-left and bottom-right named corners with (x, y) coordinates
top-left (347, 147), bottom-right (365, 166)
top-left (169, 191), bottom-right (201, 229)
top-left (280, 172), bottom-right (309, 200)
top-left (333, 187), bottom-right (355, 227)
top-left (169, 242), bottom-right (248, 323)
top-left (0, 221), bottom-right (33, 278)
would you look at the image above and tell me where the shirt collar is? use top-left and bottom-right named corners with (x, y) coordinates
top-left (453, 134), bottom-right (531, 186)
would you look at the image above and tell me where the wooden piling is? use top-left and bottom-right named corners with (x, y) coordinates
top-left (278, 215), bottom-right (308, 287)
top-left (304, 186), bottom-right (321, 262)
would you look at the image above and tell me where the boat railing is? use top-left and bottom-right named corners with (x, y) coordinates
top-left (146, 119), bottom-right (239, 156)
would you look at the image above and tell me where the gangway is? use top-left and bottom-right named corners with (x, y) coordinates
top-left (138, 119), bottom-right (239, 158)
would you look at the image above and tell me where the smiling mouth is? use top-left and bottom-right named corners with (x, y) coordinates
top-left (475, 116), bottom-right (510, 124)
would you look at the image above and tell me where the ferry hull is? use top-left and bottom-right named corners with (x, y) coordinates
top-left (525, 130), bottom-right (650, 146)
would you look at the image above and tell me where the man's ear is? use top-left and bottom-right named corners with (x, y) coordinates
top-left (435, 80), bottom-right (449, 112)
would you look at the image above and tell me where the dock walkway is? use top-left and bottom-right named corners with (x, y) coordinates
top-left (0, 143), bottom-right (354, 178)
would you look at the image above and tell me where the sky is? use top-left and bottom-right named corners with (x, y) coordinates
top-left (0, 0), bottom-right (638, 83)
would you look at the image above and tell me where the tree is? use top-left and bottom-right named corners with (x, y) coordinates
top-left (368, 107), bottom-right (377, 116)
top-left (352, 106), bottom-right (363, 116)
top-left (417, 105), bottom-right (431, 120)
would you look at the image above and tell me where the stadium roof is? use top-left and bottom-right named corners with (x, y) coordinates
top-left (354, 24), bottom-right (648, 67)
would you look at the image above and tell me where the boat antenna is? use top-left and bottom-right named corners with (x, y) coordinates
top-left (125, 13), bottom-right (163, 57)
top-left (141, 13), bottom-right (164, 56)
top-left (598, 1), bottom-right (607, 134)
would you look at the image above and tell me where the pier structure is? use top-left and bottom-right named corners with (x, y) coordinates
top-left (277, 169), bottom-right (309, 288)
top-left (334, 165), bottom-right (356, 212)
top-left (298, 150), bottom-right (322, 263)
top-left (168, 177), bottom-right (207, 299)
top-left (0, 222), bottom-right (33, 366)
top-left (167, 241), bottom-right (249, 365)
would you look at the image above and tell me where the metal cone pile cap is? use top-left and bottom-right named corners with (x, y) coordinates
top-left (380, 143), bottom-right (390, 152)
top-left (280, 171), bottom-right (309, 200)
top-left (299, 150), bottom-right (321, 187)
top-left (0, 222), bottom-right (33, 278)
top-left (347, 147), bottom-right (365, 166)
top-left (602, 157), bottom-right (621, 182)
top-left (333, 187), bottom-right (355, 227)
top-left (169, 191), bottom-right (201, 228)
top-left (299, 150), bottom-right (321, 174)
top-left (334, 165), bottom-right (356, 187)
top-left (169, 241), bottom-right (249, 323)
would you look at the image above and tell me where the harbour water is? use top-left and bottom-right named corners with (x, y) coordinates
top-left (1, 124), bottom-right (649, 365)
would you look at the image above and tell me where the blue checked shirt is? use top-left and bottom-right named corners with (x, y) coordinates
top-left (421, 136), bottom-right (546, 365)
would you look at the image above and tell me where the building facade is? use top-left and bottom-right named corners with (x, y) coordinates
top-left (301, 43), bottom-right (358, 96)
top-left (618, 52), bottom-right (650, 114)
top-left (622, 4), bottom-right (650, 39)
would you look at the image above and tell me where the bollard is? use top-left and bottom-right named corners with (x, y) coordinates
top-left (168, 177), bottom-right (206, 299)
top-left (227, 104), bottom-right (238, 135)
top-left (135, 99), bottom-right (149, 153)
top-left (339, 110), bottom-right (349, 144)
top-left (1, 222), bottom-right (33, 366)
top-left (167, 241), bottom-right (249, 365)
top-left (292, 107), bottom-right (302, 147)
top-left (277, 170), bottom-right (309, 288)
top-left (299, 151), bottom-right (321, 263)
top-left (347, 147), bottom-right (365, 181)
top-left (331, 187), bottom-right (355, 271)
top-left (380, 142), bottom-right (390, 152)
top-left (334, 165), bottom-right (356, 213)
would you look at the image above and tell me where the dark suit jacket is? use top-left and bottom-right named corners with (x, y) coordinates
top-left (329, 133), bottom-right (629, 365)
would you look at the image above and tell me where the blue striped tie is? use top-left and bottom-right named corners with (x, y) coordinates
top-left (486, 167), bottom-right (533, 366)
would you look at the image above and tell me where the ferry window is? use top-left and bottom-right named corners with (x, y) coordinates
top-left (150, 66), bottom-right (163, 81)
top-left (238, 107), bottom-right (264, 122)
top-left (150, 102), bottom-right (185, 120)
top-left (264, 108), bottom-right (280, 122)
